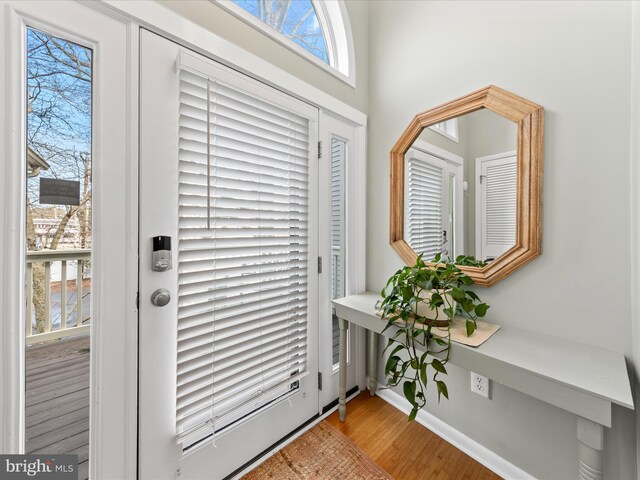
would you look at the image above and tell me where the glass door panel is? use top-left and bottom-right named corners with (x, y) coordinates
top-left (24, 26), bottom-right (93, 480)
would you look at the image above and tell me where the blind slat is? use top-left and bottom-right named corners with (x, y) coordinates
top-left (176, 67), bottom-right (311, 448)
top-left (406, 155), bottom-right (444, 259)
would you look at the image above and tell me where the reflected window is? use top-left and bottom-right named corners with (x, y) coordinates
top-left (429, 118), bottom-right (459, 143)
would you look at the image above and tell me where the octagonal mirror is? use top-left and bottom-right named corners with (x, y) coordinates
top-left (390, 86), bottom-right (544, 286)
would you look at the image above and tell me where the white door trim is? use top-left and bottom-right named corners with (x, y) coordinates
top-left (318, 111), bottom-right (366, 409)
top-left (1, 1), bottom-right (26, 455)
top-left (0, 3), bottom-right (138, 478)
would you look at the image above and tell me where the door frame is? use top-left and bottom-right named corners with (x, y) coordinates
top-left (0, 2), bottom-right (139, 478)
top-left (318, 111), bottom-right (367, 409)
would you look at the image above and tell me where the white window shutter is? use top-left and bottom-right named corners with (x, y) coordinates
top-left (330, 138), bottom-right (346, 300)
top-left (479, 154), bottom-right (517, 260)
top-left (175, 67), bottom-right (312, 448)
top-left (405, 152), bottom-right (445, 261)
top-left (330, 138), bottom-right (346, 365)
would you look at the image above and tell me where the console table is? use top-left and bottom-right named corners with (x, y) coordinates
top-left (333, 292), bottom-right (634, 480)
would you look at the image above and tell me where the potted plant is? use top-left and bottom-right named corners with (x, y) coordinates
top-left (379, 253), bottom-right (489, 421)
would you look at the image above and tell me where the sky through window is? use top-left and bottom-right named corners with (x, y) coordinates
top-left (232, 0), bottom-right (329, 64)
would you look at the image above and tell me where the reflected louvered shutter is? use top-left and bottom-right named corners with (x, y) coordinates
top-left (406, 154), bottom-right (444, 261)
top-left (480, 154), bottom-right (517, 259)
top-left (176, 68), bottom-right (311, 448)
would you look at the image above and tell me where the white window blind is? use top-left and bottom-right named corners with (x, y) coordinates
top-left (479, 154), bottom-right (517, 260)
top-left (176, 67), bottom-right (311, 448)
top-left (406, 153), bottom-right (444, 261)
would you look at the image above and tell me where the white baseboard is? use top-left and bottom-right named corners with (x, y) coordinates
top-left (375, 387), bottom-right (536, 480)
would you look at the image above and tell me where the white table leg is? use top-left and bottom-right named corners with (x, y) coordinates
top-left (577, 416), bottom-right (604, 480)
top-left (367, 330), bottom-right (378, 396)
top-left (338, 317), bottom-right (348, 422)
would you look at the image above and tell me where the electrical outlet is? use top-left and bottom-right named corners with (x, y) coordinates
top-left (471, 372), bottom-right (490, 398)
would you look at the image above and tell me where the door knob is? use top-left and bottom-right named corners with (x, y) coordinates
top-left (151, 288), bottom-right (171, 307)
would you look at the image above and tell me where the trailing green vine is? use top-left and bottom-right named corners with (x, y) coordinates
top-left (380, 253), bottom-right (490, 421)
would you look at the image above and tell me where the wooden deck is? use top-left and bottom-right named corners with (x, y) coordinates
top-left (26, 334), bottom-right (90, 480)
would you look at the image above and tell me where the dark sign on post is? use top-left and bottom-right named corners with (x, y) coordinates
top-left (39, 179), bottom-right (81, 206)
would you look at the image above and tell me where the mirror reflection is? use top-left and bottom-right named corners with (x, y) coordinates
top-left (404, 108), bottom-right (517, 265)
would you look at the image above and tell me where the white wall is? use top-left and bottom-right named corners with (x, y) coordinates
top-left (368, 1), bottom-right (636, 478)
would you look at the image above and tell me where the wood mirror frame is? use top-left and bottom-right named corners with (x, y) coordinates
top-left (390, 85), bottom-right (544, 287)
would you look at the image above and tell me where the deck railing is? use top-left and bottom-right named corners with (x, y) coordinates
top-left (26, 249), bottom-right (91, 345)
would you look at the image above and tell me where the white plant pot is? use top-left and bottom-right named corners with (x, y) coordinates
top-left (415, 289), bottom-right (455, 327)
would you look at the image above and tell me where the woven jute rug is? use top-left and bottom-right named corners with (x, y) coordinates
top-left (241, 420), bottom-right (393, 479)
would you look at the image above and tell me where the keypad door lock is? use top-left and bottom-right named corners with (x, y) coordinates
top-left (152, 236), bottom-right (172, 272)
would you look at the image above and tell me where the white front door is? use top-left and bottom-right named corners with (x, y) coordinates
top-left (139, 31), bottom-right (319, 480)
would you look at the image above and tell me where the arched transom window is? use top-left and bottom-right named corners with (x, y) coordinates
top-left (216, 0), bottom-right (355, 84)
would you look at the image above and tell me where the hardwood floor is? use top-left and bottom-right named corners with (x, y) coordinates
top-left (327, 392), bottom-right (502, 480)
top-left (25, 335), bottom-right (90, 480)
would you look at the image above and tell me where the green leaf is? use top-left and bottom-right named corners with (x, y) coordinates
top-left (403, 381), bottom-right (416, 406)
top-left (384, 343), bottom-right (404, 358)
top-left (430, 292), bottom-right (443, 307)
top-left (461, 275), bottom-right (474, 286)
top-left (434, 252), bottom-right (442, 263)
top-left (431, 358), bottom-right (447, 374)
top-left (420, 363), bottom-right (428, 385)
top-left (474, 303), bottom-right (489, 317)
top-left (401, 286), bottom-right (413, 301)
top-left (385, 355), bottom-right (400, 375)
top-left (408, 407), bottom-right (418, 422)
top-left (433, 337), bottom-right (448, 346)
top-left (450, 288), bottom-right (466, 302)
top-left (461, 299), bottom-right (476, 313)
top-left (436, 380), bottom-right (449, 401)
top-left (466, 319), bottom-right (476, 337)
top-left (466, 290), bottom-right (480, 301)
